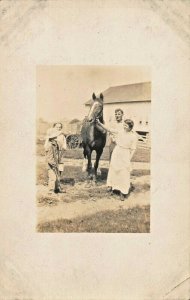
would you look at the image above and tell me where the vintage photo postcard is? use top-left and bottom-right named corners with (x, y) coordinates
top-left (36, 65), bottom-right (151, 233)
top-left (1, 1), bottom-right (190, 299)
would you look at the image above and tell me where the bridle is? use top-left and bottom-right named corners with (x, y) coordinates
top-left (87, 101), bottom-right (103, 123)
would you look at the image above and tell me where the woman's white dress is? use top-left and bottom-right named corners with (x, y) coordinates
top-left (107, 129), bottom-right (137, 194)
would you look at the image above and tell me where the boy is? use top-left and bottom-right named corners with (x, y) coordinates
top-left (45, 130), bottom-right (66, 194)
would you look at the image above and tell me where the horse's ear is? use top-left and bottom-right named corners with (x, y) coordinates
top-left (100, 93), bottom-right (104, 100)
top-left (92, 93), bottom-right (96, 100)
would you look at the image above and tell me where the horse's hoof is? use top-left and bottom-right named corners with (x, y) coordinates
top-left (97, 169), bottom-right (102, 176)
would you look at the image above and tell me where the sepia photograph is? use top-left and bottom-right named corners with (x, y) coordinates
top-left (36, 65), bottom-right (151, 233)
top-left (1, 0), bottom-right (190, 299)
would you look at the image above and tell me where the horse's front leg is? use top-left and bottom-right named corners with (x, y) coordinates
top-left (86, 146), bottom-right (93, 179)
top-left (94, 149), bottom-right (103, 181)
top-left (82, 147), bottom-right (88, 172)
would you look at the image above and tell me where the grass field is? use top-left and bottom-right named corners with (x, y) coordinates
top-left (36, 138), bottom-right (150, 233)
top-left (37, 206), bottom-right (150, 233)
top-left (36, 160), bottom-right (150, 186)
top-left (36, 138), bottom-right (150, 163)
top-left (36, 159), bottom-right (150, 233)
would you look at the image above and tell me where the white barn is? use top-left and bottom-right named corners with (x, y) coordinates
top-left (85, 82), bottom-right (151, 134)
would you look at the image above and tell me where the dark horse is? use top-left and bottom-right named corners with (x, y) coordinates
top-left (81, 93), bottom-right (107, 180)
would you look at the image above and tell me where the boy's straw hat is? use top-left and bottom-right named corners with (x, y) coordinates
top-left (48, 129), bottom-right (61, 139)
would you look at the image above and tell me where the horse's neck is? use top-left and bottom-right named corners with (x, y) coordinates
top-left (88, 123), bottom-right (95, 143)
top-left (81, 111), bottom-right (104, 144)
top-left (99, 113), bottom-right (104, 123)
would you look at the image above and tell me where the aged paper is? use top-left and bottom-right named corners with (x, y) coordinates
top-left (1, 0), bottom-right (190, 299)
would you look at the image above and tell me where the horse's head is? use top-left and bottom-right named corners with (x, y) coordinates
top-left (87, 93), bottom-right (104, 122)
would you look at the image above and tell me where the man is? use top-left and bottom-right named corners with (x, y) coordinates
top-left (45, 130), bottom-right (66, 194)
top-left (108, 108), bottom-right (124, 160)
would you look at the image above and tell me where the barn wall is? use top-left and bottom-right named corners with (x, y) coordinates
top-left (104, 102), bottom-right (151, 132)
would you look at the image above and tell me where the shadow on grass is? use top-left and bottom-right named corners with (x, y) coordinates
top-left (36, 162), bottom-right (150, 186)
top-left (37, 205), bottom-right (150, 233)
top-left (37, 181), bottom-right (150, 206)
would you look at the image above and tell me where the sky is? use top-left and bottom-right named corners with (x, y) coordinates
top-left (37, 65), bottom-right (151, 122)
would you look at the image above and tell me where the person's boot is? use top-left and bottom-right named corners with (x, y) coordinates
top-left (120, 192), bottom-right (127, 201)
top-left (107, 186), bottom-right (112, 193)
top-left (58, 187), bottom-right (66, 193)
top-left (129, 183), bottom-right (135, 192)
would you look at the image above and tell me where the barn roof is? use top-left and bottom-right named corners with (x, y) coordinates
top-left (85, 81), bottom-right (151, 105)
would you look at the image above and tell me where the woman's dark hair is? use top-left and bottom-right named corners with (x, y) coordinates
top-left (124, 119), bottom-right (134, 130)
top-left (53, 122), bottom-right (63, 129)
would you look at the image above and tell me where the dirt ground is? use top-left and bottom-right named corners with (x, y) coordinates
top-left (36, 157), bottom-right (150, 233)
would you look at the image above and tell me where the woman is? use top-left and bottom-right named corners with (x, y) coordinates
top-left (96, 118), bottom-right (137, 200)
